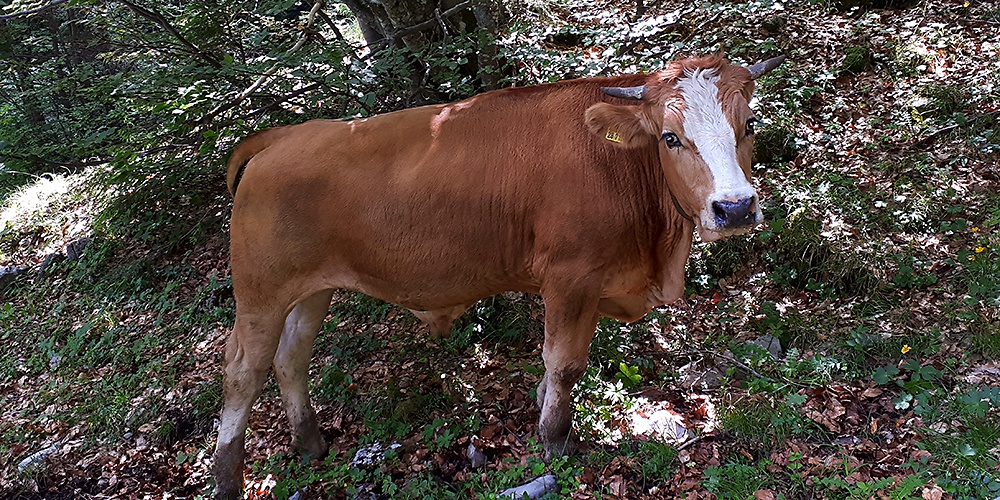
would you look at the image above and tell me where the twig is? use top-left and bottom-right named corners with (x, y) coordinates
top-left (0, 0), bottom-right (68, 20)
top-left (198, 0), bottom-right (325, 128)
top-left (675, 434), bottom-right (706, 451)
top-left (909, 110), bottom-right (1000, 148)
top-left (434, 8), bottom-right (449, 40)
top-left (644, 7), bottom-right (723, 62)
top-left (318, 9), bottom-right (346, 42)
top-left (364, 0), bottom-right (477, 51)
top-left (713, 351), bottom-right (772, 382)
top-left (230, 83), bottom-right (323, 122)
top-left (116, 0), bottom-right (222, 69)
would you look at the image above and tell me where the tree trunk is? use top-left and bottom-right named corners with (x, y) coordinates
top-left (341, 0), bottom-right (505, 90)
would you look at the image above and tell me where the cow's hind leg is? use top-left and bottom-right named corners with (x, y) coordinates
top-left (214, 311), bottom-right (285, 500)
top-left (537, 288), bottom-right (600, 458)
top-left (273, 289), bottom-right (335, 458)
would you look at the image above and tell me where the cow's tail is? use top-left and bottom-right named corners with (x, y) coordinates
top-left (226, 127), bottom-right (292, 197)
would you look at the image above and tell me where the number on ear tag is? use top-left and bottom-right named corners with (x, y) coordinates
top-left (605, 129), bottom-right (622, 143)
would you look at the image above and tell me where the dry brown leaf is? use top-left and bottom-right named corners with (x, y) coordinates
top-left (921, 485), bottom-right (944, 500)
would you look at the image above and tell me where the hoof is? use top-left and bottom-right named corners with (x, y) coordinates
top-left (294, 435), bottom-right (329, 461)
top-left (213, 441), bottom-right (246, 500)
top-left (542, 434), bottom-right (578, 459)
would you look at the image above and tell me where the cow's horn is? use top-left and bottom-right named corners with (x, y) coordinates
top-left (747, 55), bottom-right (787, 79)
top-left (600, 86), bottom-right (647, 100)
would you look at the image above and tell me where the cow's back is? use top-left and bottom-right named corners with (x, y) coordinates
top-left (229, 83), bottom-right (663, 311)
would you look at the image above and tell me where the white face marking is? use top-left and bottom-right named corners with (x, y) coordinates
top-left (673, 68), bottom-right (760, 234)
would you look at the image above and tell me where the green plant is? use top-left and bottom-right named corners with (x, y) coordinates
top-left (703, 460), bottom-right (773, 499)
top-left (719, 393), bottom-right (810, 453)
top-left (421, 418), bottom-right (459, 451)
top-left (635, 440), bottom-right (678, 482)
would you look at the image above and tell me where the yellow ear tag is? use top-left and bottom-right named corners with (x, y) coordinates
top-left (605, 129), bottom-right (622, 143)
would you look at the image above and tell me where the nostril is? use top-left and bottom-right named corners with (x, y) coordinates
top-left (712, 201), bottom-right (729, 224)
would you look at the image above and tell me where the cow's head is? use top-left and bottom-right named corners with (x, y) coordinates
top-left (585, 55), bottom-right (785, 242)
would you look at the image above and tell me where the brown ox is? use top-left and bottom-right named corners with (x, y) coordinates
top-left (213, 54), bottom-right (785, 498)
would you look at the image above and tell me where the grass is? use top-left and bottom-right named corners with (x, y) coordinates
top-left (3, 0), bottom-right (1000, 498)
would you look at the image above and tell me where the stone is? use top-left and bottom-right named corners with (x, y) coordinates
top-left (65, 237), bottom-right (91, 262)
top-left (499, 475), bottom-right (558, 499)
top-left (746, 334), bottom-right (783, 360)
top-left (0, 265), bottom-right (25, 293)
top-left (350, 442), bottom-right (401, 468)
top-left (37, 252), bottom-right (65, 280)
top-left (17, 444), bottom-right (59, 475)
top-left (467, 440), bottom-right (487, 468)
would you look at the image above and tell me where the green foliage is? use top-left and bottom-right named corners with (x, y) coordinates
top-left (719, 393), bottom-right (812, 453)
top-left (917, 84), bottom-right (970, 118)
top-left (703, 460), bottom-right (773, 499)
top-left (761, 206), bottom-right (876, 296)
top-left (421, 418), bottom-right (460, 451)
top-left (634, 440), bottom-right (678, 480)
top-left (328, 293), bottom-right (397, 325)
top-left (890, 254), bottom-right (938, 289)
top-left (449, 294), bottom-right (539, 350)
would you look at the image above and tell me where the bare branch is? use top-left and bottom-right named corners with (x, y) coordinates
top-left (197, 0), bottom-right (325, 129)
top-left (116, 0), bottom-right (222, 69)
top-left (0, 0), bottom-right (68, 20)
top-left (365, 0), bottom-right (477, 51)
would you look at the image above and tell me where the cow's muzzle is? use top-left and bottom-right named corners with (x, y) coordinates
top-left (711, 196), bottom-right (759, 230)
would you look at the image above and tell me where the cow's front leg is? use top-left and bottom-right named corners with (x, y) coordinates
top-left (538, 289), bottom-right (600, 458)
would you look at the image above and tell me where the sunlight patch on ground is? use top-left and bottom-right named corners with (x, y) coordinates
top-left (1, 174), bottom-right (71, 229)
top-left (0, 170), bottom-right (97, 265)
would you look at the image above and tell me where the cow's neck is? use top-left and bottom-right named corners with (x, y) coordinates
top-left (646, 208), bottom-right (694, 308)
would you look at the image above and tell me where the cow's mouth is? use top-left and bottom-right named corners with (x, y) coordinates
top-left (696, 223), bottom-right (755, 242)
top-left (695, 214), bottom-right (761, 242)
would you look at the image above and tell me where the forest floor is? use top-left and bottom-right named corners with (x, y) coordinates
top-left (2, 0), bottom-right (1000, 499)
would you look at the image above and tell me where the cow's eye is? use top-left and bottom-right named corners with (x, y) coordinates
top-left (661, 132), bottom-right (682, 149)
top-left (746, 118), bottom-right (757, 137)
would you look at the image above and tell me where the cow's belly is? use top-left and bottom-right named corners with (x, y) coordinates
top-left (314, 241), bottom-right (537, 312)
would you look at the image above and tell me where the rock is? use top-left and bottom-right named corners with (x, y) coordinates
top-left (37, 252), bottom-right (65, 280)
top-left (746, 334), bottom-right (783, 360)
top-left (678, 358), bottom-right (727, 390)
top-left (467, 440), bottom-right (487, 468)
top-left (65, 237), bottom-right (91, 262)
top-left (499, 475), bottom-right (558, 499)
top-left (17, 444), bottom-right (59, 474)
top-left (0, 265), bottom-right (26, 292)
top-left (678, 335), bottom-right (783, 390)
top-left (350, 442), bottom-right (401, 468)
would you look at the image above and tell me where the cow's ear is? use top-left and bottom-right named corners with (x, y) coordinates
top-left (584, 103), bottom-right (658, 149)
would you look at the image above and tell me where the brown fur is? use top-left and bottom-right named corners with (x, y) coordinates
top-left (213, 55), bottom-right (770, 499)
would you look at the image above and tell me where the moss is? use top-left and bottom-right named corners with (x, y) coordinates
top-left (841, 45), bottom-right (874, 73)
top-left (754, 122), bottom-right (799, 165)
